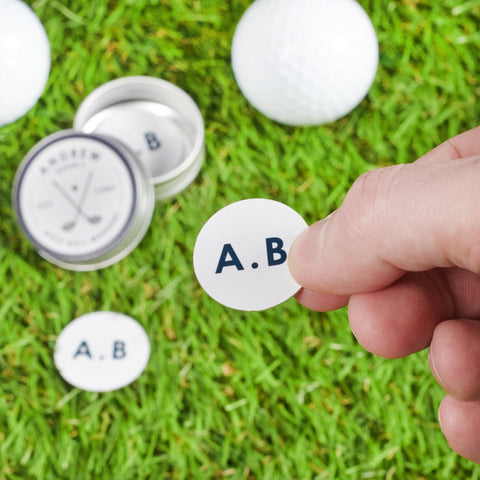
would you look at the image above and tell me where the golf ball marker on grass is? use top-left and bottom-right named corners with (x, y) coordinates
top-left (54, 312), bottom-right (150, 393)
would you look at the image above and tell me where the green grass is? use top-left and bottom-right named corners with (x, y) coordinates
top-left (1, 0), bottom-right (480, 478)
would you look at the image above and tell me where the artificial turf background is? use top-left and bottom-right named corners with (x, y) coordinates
top-left (1, 0), bottom-right (480, 478)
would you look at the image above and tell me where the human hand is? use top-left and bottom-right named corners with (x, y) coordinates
top-left (288, 125), bottom-right (480, 463)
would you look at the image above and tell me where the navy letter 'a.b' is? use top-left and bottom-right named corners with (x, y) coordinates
top-left (216, 243), bottom-right (245, 274)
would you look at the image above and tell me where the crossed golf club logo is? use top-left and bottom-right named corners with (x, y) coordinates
top-left (52, 171), bottom-right (102, 231)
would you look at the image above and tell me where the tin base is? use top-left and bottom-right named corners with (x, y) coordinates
top-left (74, 76), bottom-right (205, 200)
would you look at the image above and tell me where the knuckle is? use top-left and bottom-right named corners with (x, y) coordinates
top-left (343, 166), bottom-right (403, 229)
top-left (458, 241), bottom-right (480, 274)
top-left (337, 165), bottom-right (409, 252)
top-left (442, 137), bottom-right (463, 160)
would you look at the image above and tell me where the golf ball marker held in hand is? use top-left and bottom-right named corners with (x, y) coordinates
top-left (54, 311), bottom-right (151, 392)
top-left (13, 131), bottom-right (155, 271)
top-left (193, 199), bottom-right (308, 311)
top-left (231, 0), bottom-right (378, 126)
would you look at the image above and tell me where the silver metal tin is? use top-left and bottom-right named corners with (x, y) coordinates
top-left (12, 130), bottom-right (155, 271)
top-left (74, 76), bottom-right (205, 200)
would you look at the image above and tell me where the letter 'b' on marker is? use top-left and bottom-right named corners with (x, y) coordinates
top-left (266, 237), bottom-right (287, 266)
top-left (113, 341), bottom-right (127, 359)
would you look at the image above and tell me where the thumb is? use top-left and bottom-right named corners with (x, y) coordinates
top-left (289, 127), bottom-right (480, 295)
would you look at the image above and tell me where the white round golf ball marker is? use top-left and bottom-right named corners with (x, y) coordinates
top-left (54, 311), bottom-right (151, 392)
top-left (13, 131), bottom-right (155, 271)
top-left (193, 199), bottom-right (308, 311)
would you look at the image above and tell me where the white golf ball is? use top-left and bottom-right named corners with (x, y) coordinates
top-left (231, 0), bottom-right (378, 126)
top-left (0, 0), bottom-right (50, 127)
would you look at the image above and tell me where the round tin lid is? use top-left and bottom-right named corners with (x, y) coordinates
top-left (12, 130), bottom-right (155, 271)
top-left (74, 76), bottom-right (205, 200)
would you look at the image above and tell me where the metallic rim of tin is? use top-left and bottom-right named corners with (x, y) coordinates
top-left (12, 130), bottom-right (155, 271)
top-left (73, 76), bottom-right (205, 200)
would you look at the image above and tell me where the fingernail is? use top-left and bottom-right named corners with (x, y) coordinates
top-left (288, 217), bottom-right (329, 281)
top-left (288, 228), bottom-right (309, 279)
top-left (289, 225), bottom-right (317, 267)
top-left (437, 396), bottom-right (447, 433)
top-left (437, 402), bottom-right (444, 431)
top-left (429, 346), bottom-right (447, 392)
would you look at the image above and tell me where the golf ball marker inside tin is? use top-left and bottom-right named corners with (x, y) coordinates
top-left (13, 131), bottom-right (155, 271)
top-left (74, 76), bottom-right (205, 200)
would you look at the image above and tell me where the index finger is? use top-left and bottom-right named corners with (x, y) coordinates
top-left (288, 125), bottom-right (480, 295)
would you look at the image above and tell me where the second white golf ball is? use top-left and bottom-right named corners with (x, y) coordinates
top-left (0, 0), bottom-right (50, 127)
top-left (231, 0), bottom-right (378, 126)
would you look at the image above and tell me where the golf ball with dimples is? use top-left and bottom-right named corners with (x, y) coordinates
top-left (231, 0), bottom-right (378, 126)
top-left (0, 0), bottom-right (50, 127)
